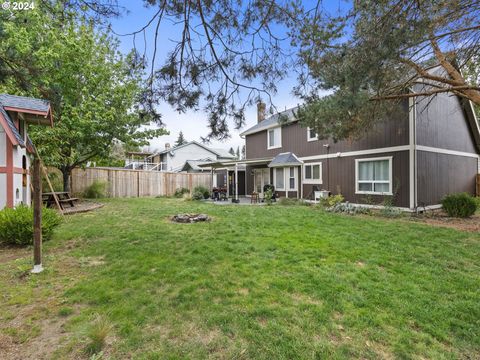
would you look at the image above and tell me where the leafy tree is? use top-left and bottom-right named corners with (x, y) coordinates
top-left (174, 131), bottom-right (187, 147)
top-left (294, 0), bottom-right (480, 139)
top-left (0, 5), bottom-right (167, 190)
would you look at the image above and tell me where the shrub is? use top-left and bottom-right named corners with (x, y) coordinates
top-left (326, 202), bottom-right (370, 215)
top-left (83, 180), bottom-right (107, 199)
top-left (441, 193), bottom-right (477, 218)
top-left (193, 185), bottom-right (210, 199)
top-left (191, 190), bottom-right (204, 201)
top-left (0, 206), bottom-right (62, 246)
top-left (320, 194), bottom-right (344, 208)
top-left (278, 198), bottom-right (309, 206)
top-left (264, 188), bottom-right (273, 205)
top-left (174, 187), bottom-right (190, 198)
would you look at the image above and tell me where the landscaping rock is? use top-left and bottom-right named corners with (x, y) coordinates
top-left (172, 214), bottom-right (210, 223)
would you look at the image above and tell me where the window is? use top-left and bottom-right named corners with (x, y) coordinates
top-left (307, 127), bottom-right (318, 141)
top-left (288, 167), bottom-right (296, 190)
top-left (355, 157), bottom-right (392, 195)
top-left (267, 127), bottom-right (282, 149)
top-left (303, 163), bottom-right (322, 184)
top-left (274, 167), bottom-right (285, 190)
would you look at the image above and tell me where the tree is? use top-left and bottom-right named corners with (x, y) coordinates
top-left (241, 145), bottom-right (246, 160)
top-left (228, 147), bottom-right (235, 157)
top-left (235, 146), bottom-right (240, 159)
top-left (294, 1), bottom-right (480, 140)
top-left (174, 131), bottom-right (187, 147)
top-left (0, 5), bottom-right (167, 191)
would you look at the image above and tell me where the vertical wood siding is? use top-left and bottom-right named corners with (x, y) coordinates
top-left (416, 152), bottom-right (478, 205)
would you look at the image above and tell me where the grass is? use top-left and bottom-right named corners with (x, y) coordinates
top-left (1, 198), bottom-right (480, 359)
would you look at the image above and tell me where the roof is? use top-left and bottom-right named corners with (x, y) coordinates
top-left (179, 159), bottom-right (214, 172)
top-left (268, 152), bottom-right (303, 168)
top-left (0, 94), bottom-right (50, 114)
top-left (240, 107), bottom-right (299, 136)
top-left (0, 94), bottom-right (52, 147)
top-left (151, 140), bottom-right (236, 159)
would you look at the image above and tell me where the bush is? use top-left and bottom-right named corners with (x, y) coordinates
top-left (319, 194), bottom-right (344, 208)
top-left (193, 185), bottom-right (210, 199)
top-left (83, 180), bottom-right (107, 199)
top-left (326, 202), bottom-right (370, 215)
top-left (0, 206), bottom-right (62, 246)
top-left (278, 198), bottom-right (309, 206)
top-left (264, 188), bottom-right (273, 205)
top-left (441, 193), bottom-right (477, 218)
top-left (174, 187), bottom-right (190, 198)
top-left (191, 190), bottom-right (204, 201)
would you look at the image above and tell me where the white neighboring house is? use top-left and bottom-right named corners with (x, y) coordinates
top-left (0, 94), bottom-right (53, 210)
top-left (149, 141), bottom-right (236, 172)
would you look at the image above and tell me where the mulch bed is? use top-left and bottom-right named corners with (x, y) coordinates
top-left (411, 211), bottom-right (480, 232)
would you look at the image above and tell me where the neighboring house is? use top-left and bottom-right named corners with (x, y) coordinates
top-left (149, 141), bottom-right (236, 172)
top-left (0, 94), bottom-right (53, 209)
top-left (204, 92), bottom-right (480, 210)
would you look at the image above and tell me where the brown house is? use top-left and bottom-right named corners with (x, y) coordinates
top-left (205, 92), bottom-right (480, 210)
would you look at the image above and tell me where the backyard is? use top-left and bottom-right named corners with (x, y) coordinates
top-left (0, 198), bottom-right (479, 359)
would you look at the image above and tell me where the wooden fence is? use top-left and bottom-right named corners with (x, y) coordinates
top-left (71, 167), bottom-right (212, 198)
top-left (477, 174), bottom-right (480, 197)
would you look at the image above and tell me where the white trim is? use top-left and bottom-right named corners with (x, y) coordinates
top-left (416, 145), bottom-right (480, 159)
top-left (303, 162), bottom-right (323, 184)
top-left (299, 145), bottom-right (410, 161)
top-left (267, 127), bottom-right (282, 150)
top-left (355, 156), bottom-right (393, 196)
top-left (409, 97), bottom-right (416, 210)
top-left (273, 167), bottom-right (285, 190)
top-left (307, 127), bottom-right (318, 142)
top-left (287, 166), bottom-right (298, 191)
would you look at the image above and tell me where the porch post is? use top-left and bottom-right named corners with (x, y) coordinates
top-left (235, 163), bottom-right (239, 201)
top-left (32, 157), bottom-right (43, 274)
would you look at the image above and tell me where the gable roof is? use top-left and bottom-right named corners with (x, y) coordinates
top-left (151, 140), bottom-right (236, 159)
top-left (0, 94), bottom-right (53, 147)
top-left (240, 107), bottom-right (299, 136)
top-left (268, 152), bottom-right (303, 168)
top-left (461, 99), bottom-right (480, 153)
top-left (179, 158), bottom-right (214, 172)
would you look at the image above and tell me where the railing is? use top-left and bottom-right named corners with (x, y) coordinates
top-left (124, 161), bottom-right (167, 171)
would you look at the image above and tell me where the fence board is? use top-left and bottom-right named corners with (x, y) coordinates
top-left (71, 167), bottom-right (211, 198)
top-left (477, 174), bottom-right (480, 197)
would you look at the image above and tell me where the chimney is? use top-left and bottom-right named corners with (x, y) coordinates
top-left (165, 143), bottom-right (171, 150)
top-left (257, 101), bottom-right (266, 123)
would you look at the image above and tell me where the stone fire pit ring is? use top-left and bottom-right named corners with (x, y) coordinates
top-left (171, 213), bottom-right (211, 223)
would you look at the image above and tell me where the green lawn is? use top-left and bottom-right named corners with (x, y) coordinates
top-left (1, 198), bottom-right (480, 359)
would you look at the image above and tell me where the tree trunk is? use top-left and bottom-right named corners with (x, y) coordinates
top-left (61, 167), bottom-right (71, 193)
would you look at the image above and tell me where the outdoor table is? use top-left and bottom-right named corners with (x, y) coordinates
top-left (42, 191), bottom-right (79, 210)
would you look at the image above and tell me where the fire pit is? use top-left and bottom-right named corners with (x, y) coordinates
top-left (171, 213), bottom-right (211, 223)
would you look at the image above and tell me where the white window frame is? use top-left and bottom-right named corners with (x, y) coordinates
top-left (355, 156), bottom-right (393, 195)
top-left (288, 167), bottom-right (297, 191)
top-left (303, 162), bottom-right (322, 184)
top-left (307, 127), bottom-right (318, 142)
top-left (267, 127), bottom-right (282, 150)
top-left (273, 167), bottom-right (285, 191)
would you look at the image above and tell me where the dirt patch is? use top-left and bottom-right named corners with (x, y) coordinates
top-left (0, 247), bottom-right (30, 264)
top-left (62, 201), bottom-right (104, 215)
top-left (412, 212), bottom-right (480, 232)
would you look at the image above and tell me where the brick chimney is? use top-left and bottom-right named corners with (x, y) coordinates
top-left (257, 101), bottom-right (266, 123)
top-left (165, 143), bottom-right (171, 150)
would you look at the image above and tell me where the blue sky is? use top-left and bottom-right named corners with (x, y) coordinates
top-left (108, 1), bottom-right (345, 152)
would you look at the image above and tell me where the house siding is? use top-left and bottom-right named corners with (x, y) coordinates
top-left (415, 93), bottom-right (478, 154)
top-left (246, 100), bottom-right (409, 159)
top-left (417, 151), bottom-right (478, 206)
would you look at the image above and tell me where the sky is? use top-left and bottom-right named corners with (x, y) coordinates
top-left (107, 1), bottom-right (343, 153)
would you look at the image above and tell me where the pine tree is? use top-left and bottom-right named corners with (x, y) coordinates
top-left (241, 145), bottom-right (246, 160)
top-left (174, 131), bottom-right (187, 147)
top-left (235, 146), bottom-right (240, 159)
top-left (228, 147), bottom-right (235, 156)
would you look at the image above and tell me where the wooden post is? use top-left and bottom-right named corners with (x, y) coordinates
top-left (32, 157), bottom-right (43, 273)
